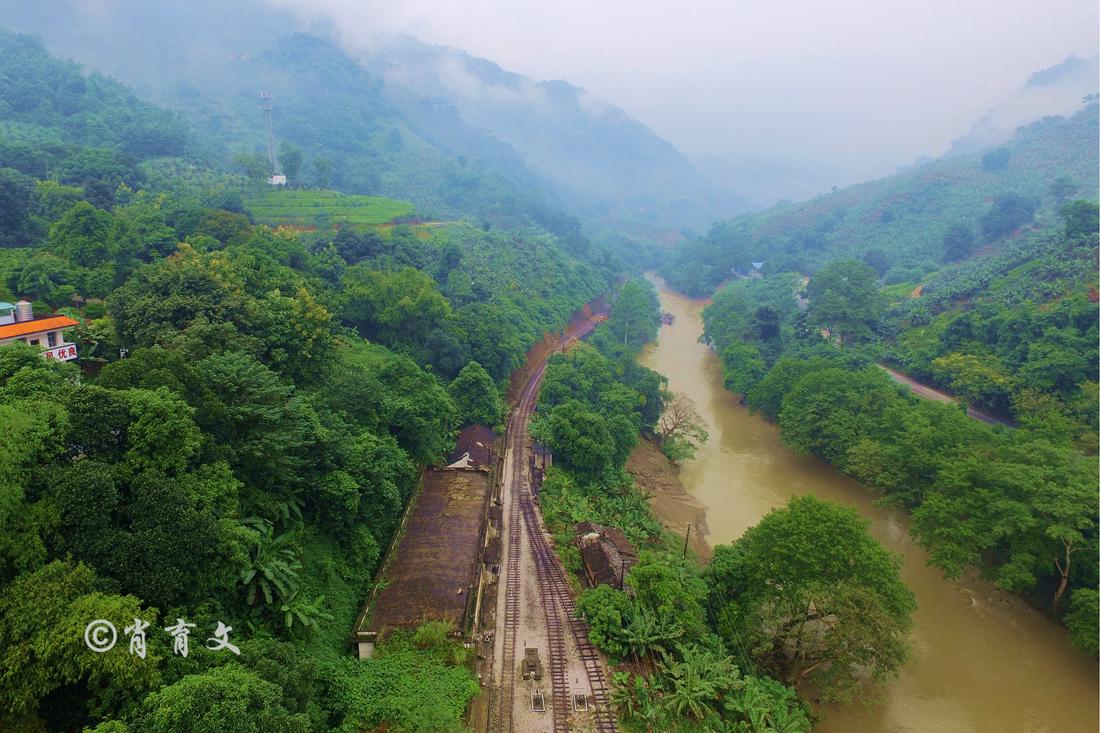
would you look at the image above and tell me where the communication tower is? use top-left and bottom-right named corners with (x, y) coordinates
top-left (259, 91), bottom-right (283, 182)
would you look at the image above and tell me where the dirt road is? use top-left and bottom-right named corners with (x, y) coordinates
top-left (878, 364), bottom-right (1015, 427)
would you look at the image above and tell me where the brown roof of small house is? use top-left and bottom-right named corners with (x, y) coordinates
top-left (575, 522), bottom-right (637, 590)
top-left (447, 424), bottom-right (497, 468)
top-left (581, 542), bottom-right (619, 587)
top-left (575, 520), bottom-right (600, 536)
top-left (602, 527), bottom-right (638, 563)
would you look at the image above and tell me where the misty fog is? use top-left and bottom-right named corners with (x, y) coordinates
top-left (265, 0), bottom-right (1099, 201)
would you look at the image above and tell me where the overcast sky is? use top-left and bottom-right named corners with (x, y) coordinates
top-left (269, 0), bottom-right (1098, 186)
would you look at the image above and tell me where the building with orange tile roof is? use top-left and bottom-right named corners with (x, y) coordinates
top-left (0, 301), bottom-right (79, 361)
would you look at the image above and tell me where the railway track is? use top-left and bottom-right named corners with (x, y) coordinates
top-left (497, 415), bottom-right (523, 733)
top-left (495, 314), bottom-right (616, 733)
top-left (521, 498), bottom-right (617, 732)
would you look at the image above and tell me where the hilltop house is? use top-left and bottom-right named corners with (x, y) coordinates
top-left (0, 301), bottom-right (78, 361)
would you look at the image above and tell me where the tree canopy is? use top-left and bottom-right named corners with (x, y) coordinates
top-left (706, 496), bottom-right (915, 702)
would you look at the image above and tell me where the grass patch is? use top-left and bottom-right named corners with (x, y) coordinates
top-left (242, 188), bottom-right (415, 227)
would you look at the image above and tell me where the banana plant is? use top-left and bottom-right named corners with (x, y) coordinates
top-left (239, 517), bottom-right (301, 607)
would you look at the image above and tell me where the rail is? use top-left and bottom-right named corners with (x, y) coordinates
top-left (494, 311), bottom-right (616, 733)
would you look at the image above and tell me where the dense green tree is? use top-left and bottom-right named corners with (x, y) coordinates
top-left (331, 228), bottom-right (385, 263)
top-left (845, 399), bottom-right (987, 507)
top-left (47, 460), bottom-right (245, 610)
top-left (34, 179), bottom-right (85, 222)
top-left (371, 352), bottom-right (458, 464)
top-left (326, 644), bottom-right (479, 733)
top-left (721, 341), bottom-right (767, 396)
top-left (233, 152), bottom-right (271, 182)
top-left (342, 266), bottom-right (451, 350)
top-left (317, 430), bottom-right (416, 543)
top-left (778, 367), bottom-right (902, 466)
top-left (912, 439), bottom-right (1096, 609)
top-left (1049, 175), bottom-right (1077, 203)
top-left (980, 192), bottom-right (1038, 241)
top-left (0, 561), bottom-right (160, 727)
top-left (135, 664), bottom-right (308, 733)
top-left (1061, 199), bottom-right (1099, 240)
top-left (1064, 588), bottom-right (1099, 655)
top-left (0, 341), bottom-right (78, 401)
top-left (617, 359), bottom-right (665, 431)
top-left (532, 399), bottom-right (614, 481)
top-left (312, 156), bottom-right (333, 189)
top-left (930, 352), bottom-right (1015, 411)
top-left (745, 354), bottom-right (843, 419)
top-left (448, 360), bottom-right (504, 427)
top-left (981, 147), bottom-right (1011, 171)
top-left (48, 200), bottom-right (114, 268)
top-left (576, 585), bottom-right (636, 659)
top-left (0, 167), bottom-right (33, 247)
top-left (192, 209), bottom-right (252, 247)
top-left (608, 278), bottom-right (660, 350)
top-left (942, 222), bottom-right (976, 261)
top-left (806, 259), bottom-right (883, 344)
top-left (1018, 338), bottom-right (1092, 397)
top-left (0, 400), bottom-right (64, 529)
top-left (628, 553), bottom-right (709, 639)
top-left (539, 346), bottom-right (616, 408)
top-left (278, 142), bottom-right (304, 186)
top-left (455, 301), bottom-right (528, 382)
top-left (421, 326), bottom-right (471, 381)
top-left (195, 352), bottom-right (315, 500)
top-left (706, 496), bottom-right (915, 702)
top-left (9, 253), bottom-right (75, 304)
top-left (109, 247), bottom-right (251, 346)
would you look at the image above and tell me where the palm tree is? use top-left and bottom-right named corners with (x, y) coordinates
top-left (239, 518), bottom-right (301, 607)
top-left (658, 644), bottom-right (740, 723)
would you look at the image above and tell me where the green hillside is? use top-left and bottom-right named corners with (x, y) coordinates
top-left (662, 103), bottom-right (1100, 296)
top-left (0, 26), bottom-right (622, 733)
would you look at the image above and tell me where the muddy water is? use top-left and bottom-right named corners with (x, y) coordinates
top-left (639, 282), bottom-right (1099, 733)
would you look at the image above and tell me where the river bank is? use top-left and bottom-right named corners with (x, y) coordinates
top-left (626, 436), bottom-right (712, 562)
top-left (638, 279), bottom-right (1099, 733)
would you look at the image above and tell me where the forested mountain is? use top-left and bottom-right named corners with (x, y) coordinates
top-left (0, 0), bottom-right (740, 238)
top-left (662, 102), bottom-right (1100, 295)
top-left (363, 37), bottom-right (752, 231)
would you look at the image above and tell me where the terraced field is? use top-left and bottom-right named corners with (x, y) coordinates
top-left (242, 188), bottom-right (416, 227)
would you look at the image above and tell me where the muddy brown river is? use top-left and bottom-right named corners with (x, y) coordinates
top-left (639, 281), bottom-right (1099, 733)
